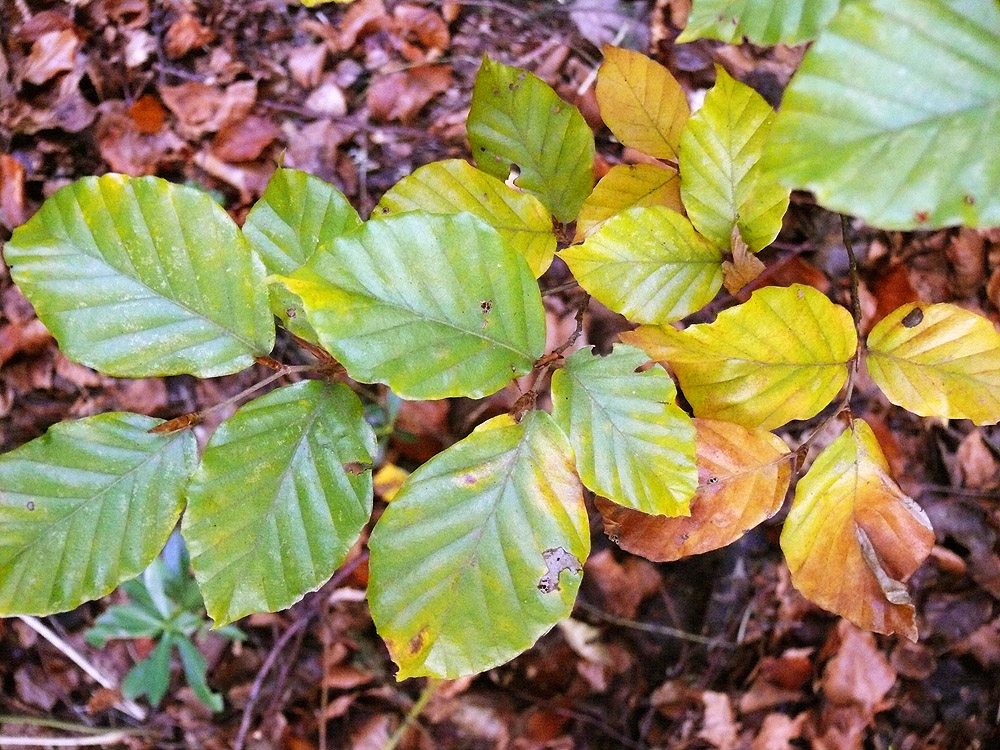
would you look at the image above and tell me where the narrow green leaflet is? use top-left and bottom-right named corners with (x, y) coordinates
top-left (575, 163), bottom-right (682, 241)
top-left (183, 381), bottom-right (376, 626)
top-left (680, 66), bottom-right (789, 251)
top-left (5, 174), bottom-right (275, 377)
top-left (678, 0), bottom-right (842, 45)
top-left (0, 413), bottom-right (196, 615)
top-left (763, 0), bottom-right (1000, 229)
top-left (552, 345), bottom-right (697, 517)
top-left (560, 206), bottom-right (723, 324)
top-left (368, 411), bottom-right (589, 679)
top-left (623, 284), bottom-right (857, 430)
top-left (375, 159), bottom-right (556, 277)
top-left (274, 212), bottom-right (546, 400)
top-left (243, 168), bottom-right (362, 341)
top-left (468, 57), bottom-right (595, 223)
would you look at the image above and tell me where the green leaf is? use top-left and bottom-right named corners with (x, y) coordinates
top-left (575, 163), bottom-right (682, 241)
top-left (468, 57), bottom-right (595, 222)
top-left (4, 174), bottom-right (275, 377)
top-left (762, 0), bottom-right (1000, 229)
top-left (678, 0), bottom-right (842, 45)
top-left (243, 168), bottom-right (362, 342)
top-left (623, 284), bottom-right (857, 430)
top-left (122, 635), bottom-right (174, 707)
top-left (552, 345), bottom-right (697, 516)
top-left (0, 413), bottom-right (196, 616)
top-left (176, 637), bottom-right (224, 712)
top-left (560, 206), bottom-right (723, 324)
top-left (274, 212), bottom-right (546, 400)
top-left (595, 46), bottom-right (689, 160)
top-left (376, 159), bottom-right (556, 278)
top-left (368, 411), bottom-right (589, 680)
top-left (183, 380), bottom-right (376, 626)
top-left (680, 66), bottom-right (789, 251)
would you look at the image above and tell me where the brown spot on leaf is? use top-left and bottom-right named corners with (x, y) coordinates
top-left (408, 625), bottom-right (428, 655)
top-left (901, 307), bottom-right (924, 328)
top-left (480, 300), bottom-right (492, 314)
top-left (965, 194), bottom-right (976, 206)
top-left (914, 210), bottom-right (929, 223)
top-left (343, 462), bottom-right (371, 476)
top-left (537, 547), bottom-right (583, 593)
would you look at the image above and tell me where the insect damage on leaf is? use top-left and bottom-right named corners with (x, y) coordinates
top-left (537, 547), bottom-right (584, 594)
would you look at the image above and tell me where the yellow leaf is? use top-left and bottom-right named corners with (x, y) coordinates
top-left (373, 463), bottom-right (409, 501)
top-left (561, 206), bottom-right (723, 325)
top-left (866, 302), bottom-right (1000, 425)
top-left (622, 284), bottom-right (857, 429)
top-left (597, 419), bottom-right (790, 561)
top-left (780, 419), bottom-right (934, 640)
top-left (575, 163), bottom-right (682, 240)
top-left (721, 228), bottom-right (765, 294)
top-left (595, 46), bottom-right (689, 160)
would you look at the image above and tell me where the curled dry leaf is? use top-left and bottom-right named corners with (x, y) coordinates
top-left (21, 29), bottom-right (79, 85)
top-left (164, 13), bottom-right (215, 59)
top-left (598, 418), bottom-right (790, 561)
top-left (159, 80), bottom-right (257, 138)
top-left (212, 116), bottom-right (280, 162)
top-left (722, 228), bottom-right (766, 294)
top-left (780, 419), bottom-right (934, 641)
top-left (367, 65), bottom-right (452, 124)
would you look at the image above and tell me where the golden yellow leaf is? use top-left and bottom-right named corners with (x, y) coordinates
top-left (780, 419), bottom-right (934, 641)
top-left (575, 163), bottom-right (682, 240)
top-left (595, 46), bottom-right (689, 160)
top-left (622, 284), bottom-right (857, 430)
top-left (597, 419), bottom-right (790, 561)
top-left (866, 302), bottom-right (1000, 425)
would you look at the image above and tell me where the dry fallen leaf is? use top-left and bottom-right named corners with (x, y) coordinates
top-left (160, 80), bottom-right (257, 137)
top-left (599, 419), bottom-right (790, 562)
top-left (699, 691), bottom-right (737, 750)
top-left (0, 154), bottom-right (28, 230)
top-left (212, 115), bottom-right (280, 162)
top-left (367, 64), bottom-right (451, 123)
top-left (164, 13), bottom-right (215, 59)
top-left (957, 429), bottom-right (999, 489)
top-left (21, 29), bottom-right (79, 85)
top-left (722, 228), bottom-right (766, 294)
top-left (96, 102), bottom-right (186, 175)
top-left (128, 94), bottom-right (166, 134)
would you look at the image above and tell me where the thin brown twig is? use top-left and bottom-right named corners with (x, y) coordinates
top-left (0, 731), bottom-right (140, 747)
top-left (575, 600), bottom-right (734, 649)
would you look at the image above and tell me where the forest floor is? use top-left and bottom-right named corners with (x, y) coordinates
top-left (1, 1), bottom-right (999, 749)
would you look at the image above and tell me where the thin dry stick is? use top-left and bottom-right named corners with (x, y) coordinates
top-left (0, 731), bottom-right (138, 747)
top-left (575, 600), bottom-right (734, 648)
top-left (17, 617), bottom-right (146, 721)
top-left (380, 679), bottom-right (440, 750)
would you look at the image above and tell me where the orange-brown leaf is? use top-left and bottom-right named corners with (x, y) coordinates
top-left (780, 419), bottom-right (934, 640)
top-left (598, 419), bottom-right (790, 561)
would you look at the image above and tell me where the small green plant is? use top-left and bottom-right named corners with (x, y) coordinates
top-left (85, 534), bottom-right (243, 711)
top-left (0, 0), bottom-right (998, 695)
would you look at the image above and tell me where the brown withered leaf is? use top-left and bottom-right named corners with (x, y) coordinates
top-left (393, 4), bottom-right (450, 61)
top-left (367, 65), bottom-right (451, 124)
top-left (780, 419), bottom-right (934, 641)
top-left (21, 29), bottom-right (79, 85)
top-left (722, 228), bottom-right (765, 294)
top-left (96, 102), bottom-right (186, 175)
top-left (159, 80), bottom-right (256, 138)
top-left (338, 0), bottom-right (390, 51)
top-left (212, 115), bottom-right (280, 162)
top-left (699, 691), bottom-right (737, 750)
top-left (599, 419), bottom-right (790, 562)
top-left (946, 228), bottom-right (986, 297)
top-left (128, 94), bottom-right (166, 133)
top-left (164, 13), bottom-right (215, 59)
top-left (0, 154), bottom-right (27, 230)
top-left (6, 66), bottom-right (95, 133)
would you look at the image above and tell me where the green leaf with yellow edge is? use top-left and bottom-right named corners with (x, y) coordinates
top-left (780, 419), bottom-right (934, 640)
top-left (468, 57), bottom-right (594, 223)
top-left (678, 0), bottom-right (842, 45)
top-left (375, 159), bottom-right (556, 277)
top-left (272, 212), bottom-right (545, 400)
top-left (622, 284), bottom-right (856, 430)
top-left (4, 174), bottom-right (275, 377)
top-left (597, 418), bottom-right (790, 561)
top-left (575, 163), bottom-right (682, 241)
top-left (561, 206), bottom-right (723, 325)
top-left (595, 46), bottom-right (689, 160)
top-left (866, 302), bottom-right (1000, 425)
top-left (679, 66), bottom-right (790, 251)
top-left (368, 411), bottom-right (589, 680)
top-left (762, 0), bottom-right (1000, 229)
top-left (243, 168), bottom-right (362, 343)
top-left (0, 413), bottom-right (196, 616)
top-left (552, 345), bottom-right (697, 517)
top-left (183, 381), bottom-right (375, 626)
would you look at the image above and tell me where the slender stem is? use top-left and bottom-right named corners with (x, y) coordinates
top-left (0, 718), bottom-right (138, 736)
top-left (0, 731), bottom-right (140, 747)
top-left (540, 279), bottom-right (579, 297)
top-left (574, 601), bottom-right (733, 649)
top-left (380, 679), bottom-right (440, 750)
top-left (17, 617), bottom-right (146, 721)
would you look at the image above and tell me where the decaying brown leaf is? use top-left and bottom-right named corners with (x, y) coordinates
top-left (160, 80), bottom-right (257, 138)
top-left (367, 64), bottom-right (452, 123)
top-left (598, 419), bottom-right (790, 562)
top-left (21, 29), bottom-right (79, 85)
top-left (722, 227), bottom-right (766, 294)
top-left (164, 13), bottom-right (215, 59)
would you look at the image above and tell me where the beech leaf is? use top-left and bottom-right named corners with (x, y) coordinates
top-left (598, 418), bottom-right (790, 561)
top-left (780, 419), bottom-right (934, 640)
top-left (679, 66), bottom-right (790, 251)
top-left (596, 46), bottom-right (689, 160)
top-left (551, 345), bottom-right (697, 517)
top-left (866, 303), bottom-right (1000, 425)
top-left (575, 163), bottom-right (682, 241)
top-left (560, 206), bottom-right (723, 325)
top-left (678, 0), bottom-right (842, 45)
top-left (368, 411), bottom-right (589, 679)
top-left (622, 284), bottom-right (856, 430)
